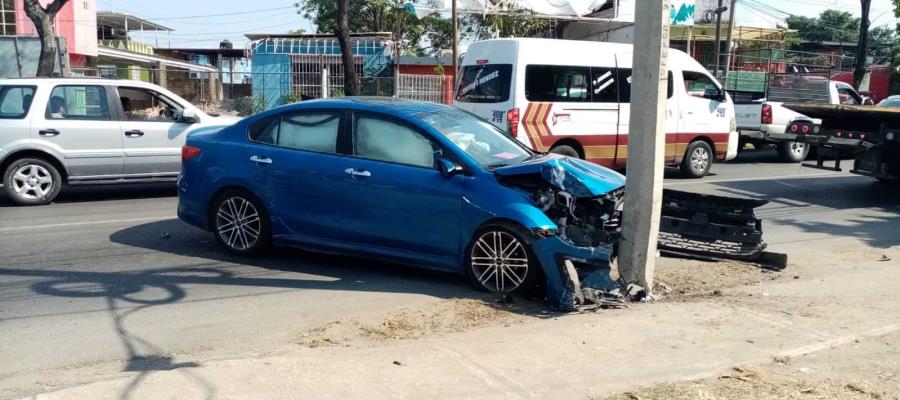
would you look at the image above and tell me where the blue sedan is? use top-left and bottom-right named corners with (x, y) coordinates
top-left (177, 98), bottom-right (626, 310)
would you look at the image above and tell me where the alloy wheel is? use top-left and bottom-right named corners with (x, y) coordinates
top-left (790, 142), bottom-right (806, 156)
top-left (11, 164), bottom-right (54, 201)
top-left (690, 146), bottom-right (710, 174)
top-left (215, 196), bottom-right (262, 251)
top-left (469, 231), bottom-right (529, 292)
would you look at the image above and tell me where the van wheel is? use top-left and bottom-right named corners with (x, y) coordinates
top-left (3, 158), bottom-right (62, 206)
top-left (680, 141), bottom-right (713, 178)
top-left (776, 141), bottom-right (809, 163)
top-left (550, 144), bottom-right (581, 159)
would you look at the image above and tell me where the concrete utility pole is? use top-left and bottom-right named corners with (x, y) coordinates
top-left (712, 0), bottom-right (723, 75)
top-left (451, 0), bottom-right (458, 85)
top-left (619, 0), bottom-right (671, 296)
top-left (722, 0), bottom-right (738, 84)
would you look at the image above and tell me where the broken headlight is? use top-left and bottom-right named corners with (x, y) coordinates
top-left (531, 226), bottom-right (559, 238)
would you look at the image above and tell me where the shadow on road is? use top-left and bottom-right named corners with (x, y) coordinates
top-left (1, 218), bottom-right (524, 399)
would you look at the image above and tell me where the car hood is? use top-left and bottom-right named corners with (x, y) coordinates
top-left (492, 154), bottom-right (626, 197)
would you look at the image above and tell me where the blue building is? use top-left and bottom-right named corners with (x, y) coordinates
top-left (245, 33), bottom-right (394, 109)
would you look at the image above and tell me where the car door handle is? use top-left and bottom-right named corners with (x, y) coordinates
top-left (344, 168), bottom-right (371, 177)
top-left (124, 130), bottom-right (144, 138)
top-left (250, 155), bottom-right (272, 164)
top-left (38, 129), bottom-right (59, 137)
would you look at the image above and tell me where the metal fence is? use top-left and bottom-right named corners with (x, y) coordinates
top-left (68, 65), bottom-right (451, 116)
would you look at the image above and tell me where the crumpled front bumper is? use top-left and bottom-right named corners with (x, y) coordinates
top-left (531, 236), bottom-right (619, 311)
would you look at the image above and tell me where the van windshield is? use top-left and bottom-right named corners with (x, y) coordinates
top-left (455, 64), bottom-right (512, 103)
top-left (417, 108), bottom-right (532, 168)
top-left (0, 85), bottom-right (36, 119)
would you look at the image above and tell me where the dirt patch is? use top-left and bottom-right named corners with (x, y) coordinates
top-left (298, 298), bottom-right (540, 348)
top-left (599, 367), bottom-right (894, 400)
top-left (650, 258), bottom-right (783, 300)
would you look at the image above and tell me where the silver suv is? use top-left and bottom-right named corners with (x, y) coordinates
top-left (0, 78), bottom-right (240, 205)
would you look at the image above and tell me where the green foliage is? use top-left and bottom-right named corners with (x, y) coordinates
top-left (251, 92), bottom-right (268, 114)
top-left (785, 10), bottom-right (859, 43)
top-left (287, 28), bottom-right (307, 35)
top-left (461, 6), bottom-right (553, 40)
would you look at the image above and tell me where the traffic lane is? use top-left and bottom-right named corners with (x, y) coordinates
top-left (0, 207), bottom-right (473, 380)
top-left (0, 183), bottom-right (177, 229)
top-left (665, 148), bottom-right (851, 184)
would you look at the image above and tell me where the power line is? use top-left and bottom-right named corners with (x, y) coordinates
top-left (135, 6), bottom-right (297, 21)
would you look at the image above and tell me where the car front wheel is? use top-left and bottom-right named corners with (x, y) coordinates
top-left (3, 158), bottom-right (62, 206)
top-left (466, 226), bottom-right (538, 294)
top-left (211, 190), bottom-right (271, 255)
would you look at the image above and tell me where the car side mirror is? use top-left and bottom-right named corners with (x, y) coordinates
top-left (862, 97), bottom-right (875, 106)
top-left (177, 109), bottom-right (199, 123)
top-left (705, 88), bottom-right (726, 102)
top-left (438, 158), bottom-right (464, 177)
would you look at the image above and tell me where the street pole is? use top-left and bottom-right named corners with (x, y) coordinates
top-left (722, 0), bottom-right (738, 85)
top-left (619, 0), bottom-right (671, 297)
top-left (713, 0), bottom-right (723, 76)
top-left (451, 0), bottom-right (458, 88)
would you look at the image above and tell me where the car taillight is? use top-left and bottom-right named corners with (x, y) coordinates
top-left (801, 125), bottom-right (810, 134)
top-left (507, 108), bottom-right (520, 137)
top-left (789, 123), bottom-right (798, 133)
top-left (761, 103), bottom-right (772, 125)
top-left (182, 145), bottom-right (202, 161)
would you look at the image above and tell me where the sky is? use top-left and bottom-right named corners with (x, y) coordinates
top-left (107, 0), bottom-right (900, 49)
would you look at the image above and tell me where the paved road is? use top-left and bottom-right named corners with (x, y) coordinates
top-left (1, 148), bottom-right (898, 397)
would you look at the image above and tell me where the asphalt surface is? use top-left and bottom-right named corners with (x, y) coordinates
top-left (1, 148), bottom-right (898, 397)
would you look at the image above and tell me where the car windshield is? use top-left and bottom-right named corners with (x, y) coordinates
top-left (417, 108), bottom-right (532, 168)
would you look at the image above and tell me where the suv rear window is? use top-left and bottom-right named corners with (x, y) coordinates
top-left (456, 64), bottom-right (512, 103)
top-left (0, 86), bottom-right (36, 119)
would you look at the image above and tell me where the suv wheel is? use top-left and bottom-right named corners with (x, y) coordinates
top-left (680, 141), bottom-right (713, 178)
top-left (3, 158), bottom-right (62, 206)
top-left (211, 190), bottom-right (271, 255)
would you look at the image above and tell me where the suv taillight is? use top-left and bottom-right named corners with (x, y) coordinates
top-left (182, 145), bottom-right (202, 161)
top-left (507, 108), bottom-right (520, 137)
top-left (761, 103), bottom-right (773, 125)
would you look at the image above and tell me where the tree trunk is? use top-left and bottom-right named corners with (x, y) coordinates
top-left (854, 0), bottom-right (871, 89)
top-left (335, 0), bottom-right (359, 96)
top-left (23, 0), bottom-right (69, 77)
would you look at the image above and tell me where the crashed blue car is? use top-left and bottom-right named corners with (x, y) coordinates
top-left (177, 98), bottom-right (626, 310)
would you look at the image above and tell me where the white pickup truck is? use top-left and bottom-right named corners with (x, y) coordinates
top-left (735, 77), bottom-right (865, 162)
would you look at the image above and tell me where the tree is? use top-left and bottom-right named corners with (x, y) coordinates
top-left (334, 0), bottom-right (359, 95)
top-left (286, 28), bottom-right (307, 35)
top-left (22, 0), bottom-right (69, 77)
top-left (855, 0), bottom-right (872, 89)
top-left (785, 10), bottom-right (859, 43)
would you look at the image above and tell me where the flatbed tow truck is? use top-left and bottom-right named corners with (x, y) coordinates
top-left (782, 103), bottom-right (900, 182)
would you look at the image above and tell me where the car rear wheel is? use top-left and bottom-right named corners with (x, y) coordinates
top-left (465, 226), bottom-right (539, 294)
top-left (550, 144), bottom-right (581, 159)
top-left (3, 158), bottom-right (62, 206)
top-left (680, 141), bottom-right (713, 178)
top-left (211, 190), bottom-right (271, 255)
top-left (776, 141), bottom-right (809, 163)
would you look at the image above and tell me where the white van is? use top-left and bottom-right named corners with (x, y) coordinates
top-left (454, 38), bottom-right (739, 178)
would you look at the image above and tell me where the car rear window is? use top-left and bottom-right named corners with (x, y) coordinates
top-left (456, 64), bottom-right (512, 103)
top-left (0, 85), bottom-right (36, 119)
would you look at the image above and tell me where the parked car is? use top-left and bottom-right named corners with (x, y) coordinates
top-left (0, 78), bottom-right (240, 205)
top-left (177, 97), bottom-right (626, 300)
top-left (877, 95), bottom-right (900, 107)
top-left (734, 76), bottom-right (863, 162)
top-left (454, 38), bottom-right (739, 179)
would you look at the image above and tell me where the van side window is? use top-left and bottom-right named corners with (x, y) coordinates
top-left (525, 65), bottom-right (591, 102)
top-left (617, 69), bottom-right (674, 103)
top-left (590, 67), bottom-right (618, 103)
top-left (682, 71), bottom-right (722, 100)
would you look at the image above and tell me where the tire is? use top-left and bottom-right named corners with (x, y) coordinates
top-left (680, 140), bottom-right (713, 178)
top-left (210, 190), bottom-right (271, 256)
top-left (550, 144), bottom-right (581, 159)
top-left (776, 141), bottom-right (809, 163)
top-left (465, 225), bottom-right (539, 294)
top-left (2, 157), bottom-right (62, 206)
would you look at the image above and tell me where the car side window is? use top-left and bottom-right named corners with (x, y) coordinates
top-left (117, 87), bottom-right (183, 122)
top-left (277, 112), bottom-right (341, 153)
top-left (355, 115), bottom-right (437, 168)
top-left (249, 116), bottom-right (280, 144)
top-left (682, 71), bottom-right (722, 100)
top-left (46, 85), bottom-right (110, 120)
top-left (617, 69), bottom-right (674, 102)
top-left (837, 87), bottom-right (861, 105)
